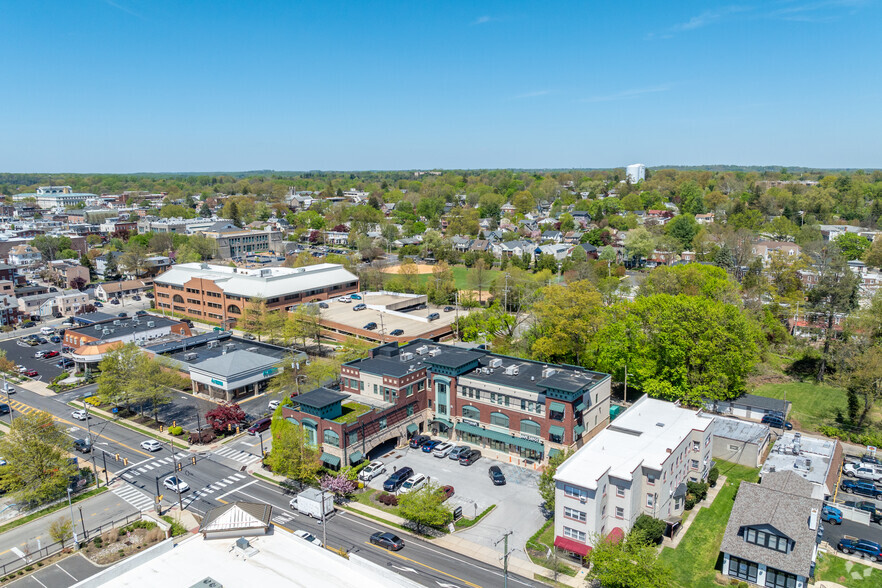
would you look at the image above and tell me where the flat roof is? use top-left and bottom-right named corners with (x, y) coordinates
top-left (154, 336), bottom-right (298, 372)
top-left (555, 396), bottom-right (713, 489)
top-left (90, 528), bottom-right (422, 587)
top-left (319, 297), bottom-right (464, 340)
top-left (68, 314), bottom-right (182, 341)
top-left (294, 387), bottom-right (348, 409)
top-left (761, 432), bottom-right (836, 487)
top-left (713, 416), bottom-right (771, 444)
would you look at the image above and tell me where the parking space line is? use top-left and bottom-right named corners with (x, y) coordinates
top-left (55, 561), bottom-right (78, 581)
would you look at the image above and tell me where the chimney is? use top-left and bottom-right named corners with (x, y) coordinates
top-left (809, 508), bottom-right (819, 531)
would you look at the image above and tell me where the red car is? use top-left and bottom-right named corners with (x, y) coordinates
top-left (43, 351), bottom-right (59, 358)
top-left (24, 370), bottom-right (38, 377)
top-left (438, 485), bottom-right (455, 501)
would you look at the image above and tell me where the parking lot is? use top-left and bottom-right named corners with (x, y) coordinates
top-left (0, 333), bottom-right (67, 382)
top-left (825, 455), bottom-right (882, 549)
top-left (364, 442), bottom-right (545, 561)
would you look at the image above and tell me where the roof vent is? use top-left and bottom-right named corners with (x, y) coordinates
top-left (656, 422), bottom-right (665, 427)
top-left (190, 577), bottom-right (223, 588)
top-left (147, 321), bottom-right (155, 327)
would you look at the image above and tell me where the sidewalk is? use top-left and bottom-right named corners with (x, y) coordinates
top-left (661, 475), bottom-right (727, 550)
top-left (15, 378), bottom-right (55, 398)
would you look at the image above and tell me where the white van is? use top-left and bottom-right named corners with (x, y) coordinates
top-left (40, 326), bottom-right (55, 335)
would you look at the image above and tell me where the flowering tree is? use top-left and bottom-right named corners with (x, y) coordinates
top-left (205, 403), bottom-right (247, 433)
top-left (320, 473), bottom-right (357, 498)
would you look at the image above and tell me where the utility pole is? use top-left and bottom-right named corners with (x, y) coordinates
top-left (82, 397), bottom-right (99, 488)
top-left (503, 273), bottom-right (509, 311)
top-left (320, 489), bottom-right (328, 548)
top-left (623, 364), bottom-right (628, 405)
top-left (496, 530), bottom-right (514, 588)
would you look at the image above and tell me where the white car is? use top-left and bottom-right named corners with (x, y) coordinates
top-left (163, 476), bottom-right (190, 493)
top-left (358, 460), bottom-right (386, 482)
top-left (141, 439), bottom-right (162, 452)
top-left (294, 529), bottom-right (323, 547)
top-left (433, 442), bottom-right (454, 458)
top-left (399, 473), bottom-right (427, 494)
top-left (40, 326), bottom-right (55, 335)
top-left (337, 296), bottom-right (351, 303)
top-left (2, 384), bottom-right (15, 395)
top-left (268, 400), bottom-right (281, 411)
top-left (844, 462), bottom-right (882, 481)
top-left (34, 350), bottom-right (47, 359)
top-left (16, 365), bottom-right (27, 374)
top-left (71, 409), bottom-right (89, 421)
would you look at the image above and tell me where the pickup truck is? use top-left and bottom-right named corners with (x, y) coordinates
top-left (821, 505), bottom-right (843, 525)
top-left (844, 462), bottom-right (882, 481)
top-left (840, 479), bottom-right (882, 500)
top-left (843, 501), bottom-right (882, 524)
top-left (838, 537), bottom-right (882, 561)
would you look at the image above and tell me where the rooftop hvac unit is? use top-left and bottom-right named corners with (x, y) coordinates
top-left (184, 352), bottom-right (198, 361)
top-left (247, 347), bottom-right (258, 352)
top-left (504, 365), bottom-right (519, 376)
top-left (113, 320), bottom-right (121, 325)
top-left (488, 358), bottom-right (502, 368)
top-left (542, 367), bottom-right (556, 378)
top-left (415, 345), bottom-right (429, 355)
top-left (102, 328), bottom-right (110, 335)
top-left (428, 348), bottom-right (441, 357)
top-left (147, 321), bottom-right (155, 327)
top-left (94, 325), bottom-right (102, 331)
top-left (400, 352), bottom-right (414, 362)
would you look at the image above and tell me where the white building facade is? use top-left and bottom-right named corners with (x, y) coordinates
top-left (626, 163), bottom-right (646, 184)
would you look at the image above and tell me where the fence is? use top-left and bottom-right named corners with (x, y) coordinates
top-left (0, 511), bottom-right (142, 578)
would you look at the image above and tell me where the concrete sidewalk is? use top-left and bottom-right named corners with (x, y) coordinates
top-left (661, 475), bottom-right (727, 550)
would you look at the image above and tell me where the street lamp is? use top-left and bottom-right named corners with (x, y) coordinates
top-left (66, 488), bottom-right (79, 547)
top-left (257, 430), bottom-right (266, 457)
top-left (79, 396), bottom-right (100, 489)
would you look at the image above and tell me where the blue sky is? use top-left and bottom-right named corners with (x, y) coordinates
top-left (1, 0), bottom-right (879, 172)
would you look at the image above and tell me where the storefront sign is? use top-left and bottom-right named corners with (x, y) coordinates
top-left (462, 418), bottom-right (480, 427)
top-left (519, 432), bottom-right (542, 443)
top-left (211, 378), bottom-right (224, 386)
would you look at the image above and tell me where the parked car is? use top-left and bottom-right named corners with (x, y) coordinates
top-left (448, 446), bottom-right (471, 460)
top-left (21, 321), bottom-right (35, 328)
top-left (843, 501), bottom-right (882, 524)
top-left (117, 313), bottom-right (127, 318)
top-left (318, 302), bottom-right (329, 309)
top-left (838, 538), bottom-right (882, 561)
top-left (132, 295), bottom-right (141, 301)
top-left (294, 529), bottom-right (323, 547)
top-left (43, 350), bottom-right (59, 358)
top-left (57, 358), bottom-right (74, 368)
top-left (93, 301), bottom-right (103, 307)
top-left (761, 414), bottom-right (793, 430)
top-left (145, 293), bottom-right (154, 299)
top-left (459, 449), bottom-right (481, 466)
top-left (821, 505), bottom-right (843, 525)
top-left (845, 462), bottom-right (882, 481)
top-left (248, 418), bottom-right (271, 435)
top-left (36, 337), bottom-right (48, 344)
top-left (243, 333), bottom-right (256, 340)
top-left (389, 329), bottom-right (404, 336)
top-left (350, 294), bottom-right (362, 300)
top-left (73, 439), bottom-right (92, 453)
top-left (382, 467), bottom-right (414, 492)
top-left (443, 306), bottom-right (454, 312)
top-left (862, 454), bottom-right (882, 466)
top-left (135, 310), bottom-right (147, 316)
top-left (840, 479), bottom-right (882, 500)
top-left (49, 335), bottom-right (61, 343)
top-left (369, 531), bottom-right (404, 551)
top-left (427, 312), bottom-right (440, 321)
top-left (489, 465), bottom-right (506, 485)
top-left (399, 473), bottom-right (427, 494)
top-left (141, 439), bottom-right (163, 452)
top-left (109, 299), bottom-right (120, 305)
top-left (34, 350), bottom-right (48, 358)
top-left (24, 370), bottom-right (38, 377)
top-left (353, 304), bottom-right (367, 311)
top-left (359, 461), bottom-right (386, 482)
top-left (363, 322), bottom-right (377, 330)
top-left (53, 312), bottom-right (63, 319)
top-left (163, 476), bottom-right (190, 493)
top-left (267, 400), bottom-right (280, 411)
top-left (438, 485), bottom-right (455, 501)
top-left (71, 409), bottom-right (90, 421)
top-left (337, 296), bottom-right (351, 303)
top-left (0, 404), bottom-right (10, 415)
top-left (433, 442), bottom-right (454, 458)
top-left (421, 440), bottom-right (442, 453)
top-left (409, 435), bottom-right (430, 449)
top-left (15, 365), bottom-right (27, 374)
top-left (40, 326), bottom-right (55, 335)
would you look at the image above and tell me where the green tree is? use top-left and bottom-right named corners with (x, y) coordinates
top-left (763, 216), bottom-right (800, 241)
top-left (558, 212), bottom-right (575, 232)
top-left (267, 420), bottom-right (322, 484)
top-left (530, 280), bottom-right (604, 365)
top-left (31, 235), bottom-right (72, 261)
top-left (834, 232), bottom-right (872, 261)
top-left (807, 247), bottom-right (860, 381)
top-left (49, 517), bottom-right (74, 548)
top-left (865, 238), bottom-right (882, 269)
top-left (96, 343), bottom-right (143, 407)
top-left (240, 300), bottom-right (268, 339)
top-left (631, 514), bottom-right (666, 545)
top-left (118, 244), bottom-right (149, 278)
top-left (396, 482), bottom-right (453, 533)
top-left (665, 214), bottom-right (699, 251)
top-left (0, 411), bottom-right (78, 506)
top-left (624, 228), bottom-right (655, 263)
top-left (638, 264), bottom-right (739, 304)
top-left (538, 449), bottom-right (571, 510)
top-left (587, 531), bottom-right (673, 588)
top-left (678, 180), bottom-right (705, 215)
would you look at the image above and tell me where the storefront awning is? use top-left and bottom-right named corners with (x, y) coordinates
top-left (548, 425), bottom-right (566, 437)
top-left (301, 417), bottom-right (318, 428)
top-left (548, 448), bottom-right (562, 459)
top-left (575, 401), bottom-right (586, 413)
top-left (320, 453), bottom-right (340, 467)
top-left (431, 417), bottom-right (453, 429)
top-left (406, 423), bottom-right (419, 435)
top-left (548, 401), bottom-right (566, 413)
top-left (349, 451), bottom-right (363, 465)
top-left (574, 424), bottom-right (585, 436)
top-left (554, 536), bottom-right (591, 557)
top-left (455, 422), bottom-right (544, 452)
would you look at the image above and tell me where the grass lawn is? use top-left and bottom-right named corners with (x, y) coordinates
top-left (403, 265), bottom-right (501, 291)
top-left (755, 381), bottom-right (849, 432)
top-left (814, 552), bottom-right (882, 587)
top-left (333, 401), bottom-right (373, 424)
top-left (658, 461), bottom-right (760, 588)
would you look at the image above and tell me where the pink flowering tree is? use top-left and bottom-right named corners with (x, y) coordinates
top-left (320, 473), bottom-right (357, 498)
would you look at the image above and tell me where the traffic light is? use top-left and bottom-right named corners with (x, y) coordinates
top-left (115, 453), bottom-right (120, 461)
top-left (159, 425), bottom-right (163, 433)
top-left (156, 495), bottom-right (163, 503)
top-left (123, 457), bottom-right (128, 466)
top-left (191, 456), bottom-right (196, 465)
top-left (176, 462), bottom-right (182, 472)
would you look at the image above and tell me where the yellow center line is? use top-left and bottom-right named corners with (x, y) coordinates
top-left (217, 498), bottom-right (228, 504)
top-left (364, 541), bottom-right (482, 588)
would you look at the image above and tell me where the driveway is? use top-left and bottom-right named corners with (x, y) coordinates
top-left (366, 445), bottom-right (545, 561)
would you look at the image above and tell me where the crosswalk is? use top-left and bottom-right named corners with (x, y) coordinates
top-left (182, 472), bottom-right (248, 507)
top-left (214, 446), bottom-right (261, 465)
top-left (2, 399), bottom-right (64, 423)
top-left (112, 484), bottom-right (155, 511)
top-left (122, 456), bottom-right (180, 480)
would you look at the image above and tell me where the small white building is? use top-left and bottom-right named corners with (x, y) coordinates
top-left (7, 244), bottom-right (42, 266)
top-left (626, 163), bottom-right (646, 184)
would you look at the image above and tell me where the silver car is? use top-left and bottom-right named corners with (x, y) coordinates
top-left (448, 445), bottom-right (471, 460)
top-left (358, 460), bottom-right (386, 481)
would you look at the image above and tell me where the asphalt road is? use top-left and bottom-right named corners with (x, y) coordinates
top-left (823, 517), bottom-right (882, 551)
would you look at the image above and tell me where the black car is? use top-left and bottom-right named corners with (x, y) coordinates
top-left (489, 465), bottom-right (506, 485)
top-left (443, 306), bottom-right (454, 312)
top-left (145, 293), bottom-right (154, 299)
top-left (460, 449), bottom-right (481, 466)
top-left (0, 404), bottom-right (9, 415)
top-left (427, 312), bottom-right (440, 321)
top-left (49, 335), bottom-right (61, 343)
top-left (364, 322), bottom-right (378, 330)
top-left (94, 301), bottom-right (103, 307)
top-left (382, 467), bottom-right (415, 492)
top-left (843, 500), bottom-right (882, 524)
top-left (318, 302), bottom-right (329, 309)
top-left (53, 312), bottom-right (63, 319)
top-left (110, 299), bottom-right (120, 305)
top-left (132, 295), bottom-right (141, 301)
top-left (761, 415), bottom-right (793, 430)
top-left (409, 434), bottom-right (430, 449)
top-left (21, 321), bottom-right (35, 328)
top-left (36, 337), bottom-right (48, 344)
top-left (135, 310), bottom-right (147, 316)
top-left (370, 531), bottom-right (404, 551)
top-left (389, 329), bottom-right (404, 336)
top-left (73, 439), bottom-right (92, 453)
top-left (57, 358), bottom-right (74, 368)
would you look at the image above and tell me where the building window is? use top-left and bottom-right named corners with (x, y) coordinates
top-left (691, 459), bottom-right (699, 469)
top-left (646, 493), bottom-right (654, 507)
top-left (227, 304), bottom-right (241, 314)
top-left (728, 444), bottom-right (740, 452)
top-left (173, 294), bottom-right (184, 303)
top-left (564, 506), bottom-right (587, 522)
top-left (462, 406), bottom-right (481, 420)
top-left (647, 473), bottom-right (656, 485)
top-left (348, 431), bottom-right (358, 445)
top-left (727, 556), bottom-right (758, 584)
top-left (562, 527), bottom-right (586, 543)
top-left (406, 405), bottom-right (414, 417)
top-left (520, 419), bottom-right (541, 437)
top-left (379, 417), bottom-right (387, 430)
top-left (615, 507), bottom-right (624, 519)
top-left (693, 441), bottom-right (700, 451)
top-left (323, 430), bottom-right (340, 447)
top-left (765, 568), bottom-right (797, 588)
top-left (564, 485), bottom-right (587, 500)
top-left (745, 528), bottom-right (789, 553)
top-left (490, 412), bottom-right (509, 429)
top-left (616, 486), bottom-right (625, 498)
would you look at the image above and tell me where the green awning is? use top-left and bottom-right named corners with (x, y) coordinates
top-left (432, 417), bottom-right (453, 429)
top-left (320, 453), bottom-right (341, 467)
top-left (286, 417), bottom-right (299, 426)
top-left (301, 417), bottom-right (318, 428)
top-left (575, 401), bottom-right (586, 412)
top-left (549, 425), bottom-right (566, 437)
top-left (349, 451), bottom-right (363, 465)
top-left (548, 448), bottom-right (562, 459)
top-left (406, 423), bottom-right (418, 435)
top-left (574, 425), bottom-right (585, 436)
top-left (455, 422), bottom-right (544, 452)
top-left (549, 401), bottom-right (566, 413)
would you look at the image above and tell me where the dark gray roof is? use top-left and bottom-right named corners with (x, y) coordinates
top-left (732, 394), bottom-right (789, 413)
top-left (424, 349), bottom-right (484, 369)
top-left (294, 387), bottom-right (347, 409)
top-left (69, 314), bottom-right (181, 339)
top-left (719, 472), bottom-right (822, 578)
top-left (349, 355), bottom-right (427, 378)
top-left (713, 416), bottom-right (771, 444)
top-left (190, 349), bottom-right (279, 378)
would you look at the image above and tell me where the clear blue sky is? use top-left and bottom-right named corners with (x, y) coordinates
top-left (2, 0), bottom-right (880, 172)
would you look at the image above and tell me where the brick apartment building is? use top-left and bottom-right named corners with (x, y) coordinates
top-left (282, 340), bottom-right (611, 469)
top-left (153, 262), bottom-right (359, 325)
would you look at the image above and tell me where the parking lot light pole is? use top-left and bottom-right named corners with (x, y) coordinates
top-left (81, 397), bottom-right (100, 489)
top-left (168, 441), bottom-right (184, 512)
top-left (258, 430), bottom-right (266, 456)
top-left (66, 488), bottom-right (79, 547)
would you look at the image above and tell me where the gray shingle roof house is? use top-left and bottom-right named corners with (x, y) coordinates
top-left (720, 471), bottom-right (822, 587)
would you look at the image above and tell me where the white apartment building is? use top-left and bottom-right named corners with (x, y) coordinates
top-left (13, 186), bottom-right (97, 209)
top-left (552, 396), bottom-right (714, 557)
top-left (626, 163), bottom-right (646, 184)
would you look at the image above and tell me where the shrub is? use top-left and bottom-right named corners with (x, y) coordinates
top-left (708, 466), bottom-right (720, 487)
top-left (93, 537), bottom-right (103, 547)
top-left (631, 514), bottom-right (666, 544)
top-left (24, 567), bottom-right (33, 572)
top-left (685, 496), bottom-right (697, 510)
top-left (687, 481), bottom-right (709, 502)
top-left (169, 426), bottom-right (184, 436)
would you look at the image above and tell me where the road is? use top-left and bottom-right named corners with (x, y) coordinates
top-left (1, 387), bottom-right (544, 588)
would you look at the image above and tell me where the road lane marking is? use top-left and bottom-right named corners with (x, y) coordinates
top-left (363, 542), bottom-right (481, 588)
top-left (215, 480), bottom-right (258, 501)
